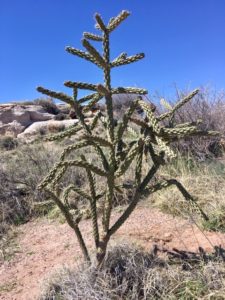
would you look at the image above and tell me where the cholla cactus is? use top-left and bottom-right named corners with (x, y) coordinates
top-left (37, 11), bottom-right (218, 265)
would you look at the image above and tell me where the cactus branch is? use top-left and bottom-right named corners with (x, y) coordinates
top-left (37, 86), bottom-right (74, 105)
top-left (45, 188), bottom-right (90, 262)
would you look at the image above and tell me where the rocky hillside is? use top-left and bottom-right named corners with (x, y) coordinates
top-left (0, 103), bottom-right (94, 141)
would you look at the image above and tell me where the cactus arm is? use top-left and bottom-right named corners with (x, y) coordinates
top-left (78, 92), bottom-right (99, 104)
top-left (108, 162), bottom-right (161, 238)
top-left (39, 160), bottom-right (108, 190)
top-left (83, 32), bottom-right (103, 41)
top-left (82, 94), bottom-right (103, 112)
top-left (64, 81), bottom-right (99, 91)
top-left (65, 46), bottom-right (103, 68)
top-left (44, 124), bottom-right (82, 142)
top-left (112, 87), bottom-right (148, 95)
top-left (95, 13), bottom-right (107, 32)
top-left (72, 89), bottom-right (109, 171)
top-left (82, 39), bottom-right (107, 69)
top-left (155, 136), bottom-right (176, 159)
top-left (107, 10), bottom-right (130, 32)
top-left (157, 89), bottom-right (199, 121)
top-left (135, 146), bottom-right (143, 186)
top-left (45, 188), bottom-right (90, 262)
top-left (115, 142), bottom-right (141, 177)
top-left (80, 155), bottom-right (99, 248)
top-left (138, 99), bottom-right (162, 134)
top-left (110, 53), bottom-right (145, 68)
top-left (90, 111), bottom-right (102, 130)
top-left (81, 134), bottom-right (113, 148)
top-left (143, 179), bottom-right (208, 221)
top-left (60, 141), bottom-right (91, 160)
top-left (116, 99), bottom-right (139, 141)
top-left (36, 86), bottom-right (74, 105)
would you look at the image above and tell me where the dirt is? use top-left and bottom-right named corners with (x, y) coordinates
top-left (1, 206), bottom-right (225, 300)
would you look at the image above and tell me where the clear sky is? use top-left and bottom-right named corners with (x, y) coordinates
top-left (0, 0), bottom-right (225, 103)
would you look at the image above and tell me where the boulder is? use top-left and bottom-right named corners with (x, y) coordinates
top-left (0, 120), bottom-right (25, 137)
top-left (0, 104), bottom-right (54, 126)
top-left (17, 119), bottom-right (79, 140)
top-left (0, 104), bottom-right (55, 137)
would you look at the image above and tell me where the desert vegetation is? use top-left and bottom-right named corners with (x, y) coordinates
top-left (1, 9), bottom-right (225, 300)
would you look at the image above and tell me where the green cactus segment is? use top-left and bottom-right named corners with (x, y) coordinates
top-left (44, 124), bottom-right (82, 141)
top-left (83, 157), bottom-right (99, 247)
top-left (36, 86), bottom-right (74, 106)
top-left (40, 159), bottom-right (108, 190)
top-left (95, 13), bottom-right (107, 32)
top-left (107, 10), bottom-right (130, 32)
top-left (103, 176), bottom-right (114, 232)
top-left (135, 146), bottom-right (143, 185)
top-left (163, 126), bottom-right (198, 137)
top-left (156, 136), bottom-right (176, 159)
top-left (82, 39), bottom-right (107, 69)
top-left (65, 46), bottom-right (103, 68)
top-left (145, 179), bottom-right (208, 221)
top-left (60, 141), bottom-right (91, 161)
top-left (112, 87), bottom-right (148, 95)
top-left (130, 117), bottom-right (149, 129)
top-left (82, 94), bottom-right (103, 112)
top-left (138, 100), bottom-right (161, 134)
top-left (97, 84), bottom-right (110, 97)
top-left (46, 188), bottom-right (90, 261)
top-left (81, 134), bottom-right (113, 148)
top-left (158, 89), bottom-right (199, 121)
top-left (83, 32), bottom-right (103, 41)
top-left (65, 184), bottom-right (92, 202)
top-left (160, 98), bottom-right (173, 111)
top-left (116, 99), bottom-right (139, 141)
top-left (90, 111), bottom-right (102, 130)
top-left (116, 142), bottom-right (141, 177)
top-left (51, 165), bottom-right (67, 188)
top-left (110, 53), bottom-right (145, 67)
top-left (63, 159), bottom-right (108, 177)
top-left (78, 92), bottom-right (99, 104)
top-left (111, 52), bottom-right (127, 64)
top-left (64, 81), bottom-right (99, 91)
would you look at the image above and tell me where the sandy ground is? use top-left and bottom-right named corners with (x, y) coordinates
top-left (1, 206), bottom-right (225, 300)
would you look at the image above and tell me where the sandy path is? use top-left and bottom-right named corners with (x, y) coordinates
top-left (1, 206), bottom-right (225, 300)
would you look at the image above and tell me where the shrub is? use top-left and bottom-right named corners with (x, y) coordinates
top-left (0, 144), bottom-right (61, 236)
top-left (34, 98), bottom-right (60, 115)
top-left (36, 10), bottom-right (217, 267)
top-left (54, 113), bottom-right (68, 121)
top-left (0, 136), bottom-right (18, 151)
top-left (47, 122), bottom-right (65, 133)
top-left (40, 245), bottom-right (225, 300)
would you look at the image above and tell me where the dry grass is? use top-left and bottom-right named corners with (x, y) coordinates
top-left (149, 154), bottom-right (225, 231)
top-left (40, 244), bottom-right (225, 300)
top-left (1, 132), bottom-right (224, 238)
top-left (0, 143), bottom-right (63, 236)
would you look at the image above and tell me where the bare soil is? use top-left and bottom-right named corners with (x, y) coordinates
top-left (1, 205), bottom-right (225, 300)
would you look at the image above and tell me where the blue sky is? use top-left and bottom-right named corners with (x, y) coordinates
top-left (0, 0), bottom-right (225, 103)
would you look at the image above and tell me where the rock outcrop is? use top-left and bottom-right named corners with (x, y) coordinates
top-left (0, 104), bottom-right (54, 137)
top-left (17, 119), bottom-right (79, 140)
top-left (0, 103), bottom-right (96, 141)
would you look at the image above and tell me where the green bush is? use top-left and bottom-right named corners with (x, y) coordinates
top-left (0, 136), bottom-right (18, 151)
top-left (34, 98), bottom-right (60, 115)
